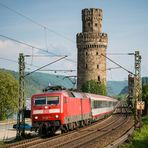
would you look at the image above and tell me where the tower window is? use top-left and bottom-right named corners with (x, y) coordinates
top-left (96, 52), bottom-right (98, 55)
top-left (95, 23), bottom-right (97, 27)
top-left (97, 65), bottom-right (99, 69)
top-left (85, 64), bottom-right (88, 69)
top-left (88, 22), bottom-right (90, 27)
top-left (98, 76), bottom-right (100, 82)
top-left (86, 52), bottom-right (88, 55)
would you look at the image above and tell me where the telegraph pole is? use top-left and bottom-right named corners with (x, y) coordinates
top-left (16, 53), bottom-right (25, 138)
top-left (134, 51), bottom-right (142, 128)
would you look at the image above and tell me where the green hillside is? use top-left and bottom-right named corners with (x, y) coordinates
top-left (0, 68), bottom-right (130, 97)
top-left (119, 77), bottom-right (148, 95)
top-left (107, 80), bottom-right (128, 96)
top-left (0, 69), bottom-right (75, 97)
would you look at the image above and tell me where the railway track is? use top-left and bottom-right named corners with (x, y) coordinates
top-left (4, 115), bottom-right (117, 148)
top-left (4, 113), bottom-right (133, 148)
top-left (50, 114), bottom-right (132, 148)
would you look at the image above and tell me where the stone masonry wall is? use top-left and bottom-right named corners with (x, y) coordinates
top-left (77, 8), bottom-right (108, 90)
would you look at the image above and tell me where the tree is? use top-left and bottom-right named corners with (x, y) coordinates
top-left (0, 70), bottom-right (18, 120)
top-left (142, 85), bottom-right (148, 115)
top-left (81, 80), bottom-right (107, 95)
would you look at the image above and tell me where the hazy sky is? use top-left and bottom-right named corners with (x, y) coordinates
top-left (0, 0), bottom-right (148, 81)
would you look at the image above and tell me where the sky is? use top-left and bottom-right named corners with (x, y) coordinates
top-left (0, 0), bottom-right (148, 81)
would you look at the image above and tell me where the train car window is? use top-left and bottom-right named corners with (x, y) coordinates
top-left (34, 97), bottom-right (46, 106)
top-left (92, 100), bottom-right (116, 109)
top-left (92, 101), bottom-right (95, 108)
top-left (47, 96), bottom-right (59, 105)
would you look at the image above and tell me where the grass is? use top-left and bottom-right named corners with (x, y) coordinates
top-left (0, 141), bottom-right (4, 148)
top-left (120, 116), bottom-right (148, 148)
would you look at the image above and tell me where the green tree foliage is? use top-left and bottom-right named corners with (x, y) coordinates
top-left (142, 85), bottom-right (148, 115)
top-left (0, 71), bottom-right (18, 120)
top-left (81, 80), bottom-right (107, 95)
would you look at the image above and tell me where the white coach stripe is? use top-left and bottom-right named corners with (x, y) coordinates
top-left (33, 110), bottom-right (43, 114)
top-left (49, 109), bottom-right (60, 113)
top-left (33, 109), bottom-right (60, 114)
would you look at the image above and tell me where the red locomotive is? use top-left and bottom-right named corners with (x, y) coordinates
top-left (31, 87), bottom-right (118, 135)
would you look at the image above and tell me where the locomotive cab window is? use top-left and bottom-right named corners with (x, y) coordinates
top-left (47, 96), bottom-right (59, 105)
top-left (34, 97), bottom-right (46, 106)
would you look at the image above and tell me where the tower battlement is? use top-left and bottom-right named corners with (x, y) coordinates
top-left (82, 8), bottom-right (103, 19)
top-left (76, 32), bottom-right (108, 43)
top-left (82, 8), bottom-right (103, 33)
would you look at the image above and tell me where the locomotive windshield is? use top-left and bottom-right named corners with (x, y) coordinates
top-left (47, 96), bottom-right (59, 105)
top-left (34, 96), bottom-right (59, 106)
top-left (34, 97), bottom-right (46, 105)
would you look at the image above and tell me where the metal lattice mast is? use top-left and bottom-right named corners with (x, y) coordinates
top-left (17, 53), bottom-right (25, 138)
top-left (134, 51), bottom-right (142, 128)
top-left (128, 74), bottom-right (134, 107)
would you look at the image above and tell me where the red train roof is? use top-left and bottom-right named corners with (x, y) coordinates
top-left (31, 90), bottom-right (117, 102)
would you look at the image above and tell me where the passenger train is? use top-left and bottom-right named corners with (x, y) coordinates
top-left (31, 88), bottom-right (118, 135)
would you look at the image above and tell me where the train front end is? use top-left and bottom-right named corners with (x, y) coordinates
top-left (31, 92), bottom-right (63, 135)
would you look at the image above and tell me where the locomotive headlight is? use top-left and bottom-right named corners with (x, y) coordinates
top-left (35, 116), bottom-right (38, 119)
top-left (45, 106), bottom-right (48, 109)
top-left (55, 115), bottom-right (59, 118)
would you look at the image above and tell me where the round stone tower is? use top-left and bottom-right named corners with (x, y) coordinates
top-left (77, 8), bottom-right (108, 90)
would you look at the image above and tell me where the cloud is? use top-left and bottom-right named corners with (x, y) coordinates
top-left (0, 39), bottom-right (77, 76)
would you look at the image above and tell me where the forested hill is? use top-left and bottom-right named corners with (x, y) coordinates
top-left (0, 69), bottom-right (75, 97)
top-left (119, 77), bottom-right (148, 95)
top-left (0, 68), bottom-right (129, 97)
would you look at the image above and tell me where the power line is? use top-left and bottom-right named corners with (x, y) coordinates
top-left (0, 2), bottom-right (74, 43)
top-left (0, 34), bottom-right (76, 63)
top-left (0, 56), bottom-right (39, 69)
top-left (25, 56), bottom-right (67, 77)
top-left (0, 57), bottom-right (18, 64)
top-left (25, 54), bottom-right (63, 57)
top-left (107, 53), bottom-right (135, 55)
top-left (0, 34), bottom-right (65, 57)
top-left (0, 2), bottom-right (76, 63)
top-left (38, 69), bottom-right (76, 72)
top-left (107, 67), bottom-right (121, 70)
top-left (0, 57), bottom-right (76, 73)
top-left (101, 54), bottom-right (134, 75)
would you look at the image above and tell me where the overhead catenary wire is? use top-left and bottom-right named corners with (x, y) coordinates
top-left (0, 57), bottom-right (18, 64)
top-left (107, 67), bottom-right (121, 70)
top-left (0, 1), bottom-right (77, 63)
top-left (0, 56), bottom-right (39, 69)
top-left (24, 56), bottom-right (67, 77)
top-left (0, 34), bottom-right (76, 63)
top-left (101, 54), bottom-right (134, 75)
top-left (38, 69), bottom-right (76, 72)
top-left (107, 53), bottom-right (134, 55)
top-left (44, 27), bottom-right (48, 51)
top-left (0, 2), bottom-right (74, 43)
top-left (0, 34), bottom-right (65, 57)
top-left (0, 57), bottom-right (75, 74)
